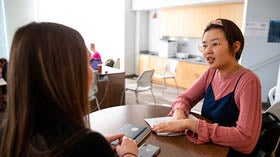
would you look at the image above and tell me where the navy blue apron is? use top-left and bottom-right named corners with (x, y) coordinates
top-left (201, 70), bottom-right (246, 127)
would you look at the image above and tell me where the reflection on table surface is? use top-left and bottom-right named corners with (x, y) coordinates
top-left (89, 105), bottom-right (229, 157)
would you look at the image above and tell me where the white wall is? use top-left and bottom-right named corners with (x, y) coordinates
top-left (134, 11), bottom-right (149, 75)
top-left (36, 0), bottom-right (125, 71)
top-left (139, 12), bottom-right (148, 51)
top-left (148, 11), bottom-right (161, 52)
top-left (125, 0), bottom-right (137, 75)
top-left (4, 0), bottom-right (36, 56)
top-left (242, 0), bottom-right (280, 102)
top-left (3, 0), bottom-right (130, 72)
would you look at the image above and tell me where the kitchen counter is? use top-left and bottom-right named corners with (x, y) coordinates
top-left (139, 50), bottom-right (158, 56)
top-left (169, 56), bottom-right (207, 65)
top-left (139, 52), bottom-right (207, 65)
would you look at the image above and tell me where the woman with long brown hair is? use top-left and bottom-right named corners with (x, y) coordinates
top-left (0, 22), bottom-right (138, 157)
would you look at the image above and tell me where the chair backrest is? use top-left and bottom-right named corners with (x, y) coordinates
top-left (165, 59), bottom-right (178, 74)
top-left (113, 58), bottom-right (120, 69)
top-left (274, 64), bottom-right (280, 104)
top-left (137, 69), bottom-right (155, 87)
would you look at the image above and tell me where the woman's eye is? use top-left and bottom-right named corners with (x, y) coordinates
top-left (212, 42), bottom-right (219, 46)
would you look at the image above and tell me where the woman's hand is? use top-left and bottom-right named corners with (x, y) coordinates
top-left (151, 119), bottom-right (188, 133)
top-left (151, 119), bottom-right (197, 133)
top-left (105, 133), bottom-right (124, 150)
top-left (116, 136), bottom-right (138, 157)
top-left (106, 133), bottom-right (125, 143)
top-left (173, 109), bottom-right (187, 120)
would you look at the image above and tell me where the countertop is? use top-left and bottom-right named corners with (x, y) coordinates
top-left (139, 51), bottom-right (207, 65)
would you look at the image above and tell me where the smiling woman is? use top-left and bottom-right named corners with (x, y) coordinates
top-left (152, 18), bottom-right (262, 156)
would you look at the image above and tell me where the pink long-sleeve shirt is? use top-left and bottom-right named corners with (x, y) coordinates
top-left (170, 68), bottom-right (262, 154)
top-left (91, 51), bottom-right (102, 61)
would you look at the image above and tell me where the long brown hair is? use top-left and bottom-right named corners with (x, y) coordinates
top-left (0, 22), bottom-right (90, 156)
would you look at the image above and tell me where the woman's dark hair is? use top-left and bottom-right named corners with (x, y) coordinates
top-left (0, 58), bottom-right (7, 65)
top-left (0, 22), bottom-right (90, 156)
top-left (0, 58), bottom-right (8, 81)
top-left (203, 18), bottom-right (244, 60)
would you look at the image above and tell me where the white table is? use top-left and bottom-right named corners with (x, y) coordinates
top-left (0, 78), bottom-right (7, 86)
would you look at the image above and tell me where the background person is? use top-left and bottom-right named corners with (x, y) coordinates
top-left (0, 22), bottom-right (138, 157)
top-left (90, 43), bottom-right (102, 70)
top-left (0, 58), bottom-right (7, 111)
top-left (0, 58), bottom-right (8, 80)
top-left (152, 18), bottom-right (262, 155)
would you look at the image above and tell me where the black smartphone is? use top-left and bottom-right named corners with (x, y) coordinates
top-left (138, 143), bottom-right (161, 157)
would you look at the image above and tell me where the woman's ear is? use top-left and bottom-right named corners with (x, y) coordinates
top-left (233, 41), bottom-right (241, 54)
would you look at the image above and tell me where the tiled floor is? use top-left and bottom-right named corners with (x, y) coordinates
top-left (124, 78), bottom-right (203, 114)
top-left (124, 78), bottom-right (271, 114)
top-left (125, 78), bottom-right (181, 106)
